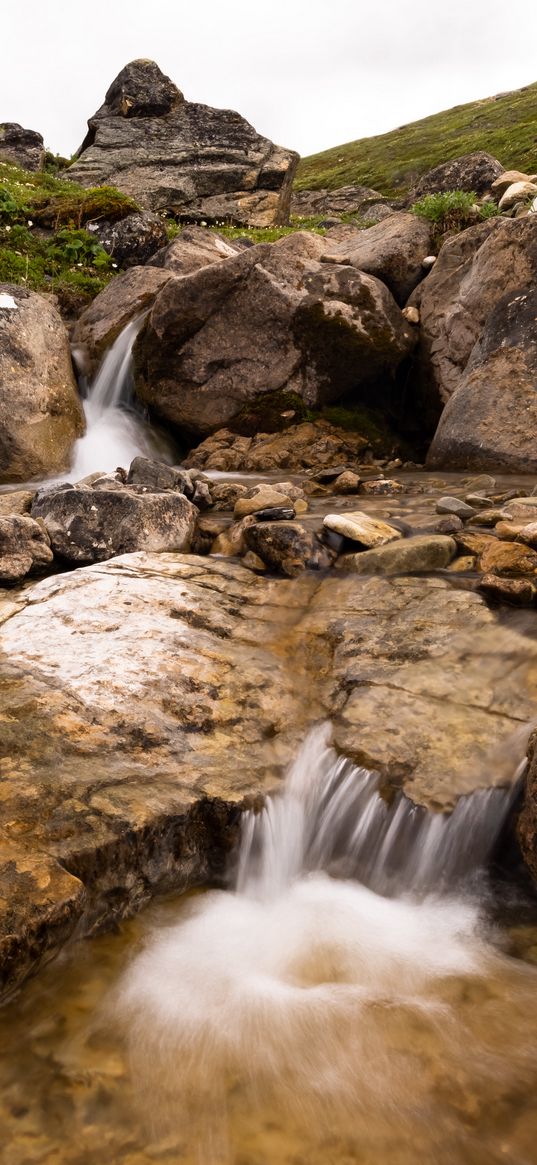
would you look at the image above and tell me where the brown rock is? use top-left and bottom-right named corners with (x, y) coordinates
top-left (479, 540), bottom-right (537, 576)
top-left (322, 212), bottom-right (433, 305)
top-left (478, 573), bottom-right (537, 606)
top-left (134, 235), bottom-right (416, 438)
top-left (0, 515), bottom-right (53, 582)
top-left (0, 285), bottom-right (84, 483)
top-left (183, 421), bottom-right (371, 474)
top-left (243, 521), bottom-right (333, 576)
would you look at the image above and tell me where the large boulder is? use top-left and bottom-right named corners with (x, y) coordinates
top-left (68, 60), bottom-right (299, 227)
top-left (31, 481), bottom-right (197, 562)
top-left (134, 232), bottom-right (416, 438)
top-left (0, 285), bottom-right (84, 483)
top-left (322, 212), bottom-right (434, 305)
top-left (148, 225), bottom-right (240, 274)
top-left (418, 217), bottom-right (537, 470)
top-left (410, 152), bottom-right (504, 200)
top-left (0, 122), bottom-right (44, 170)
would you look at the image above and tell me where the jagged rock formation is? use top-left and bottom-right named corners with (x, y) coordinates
top-left (68, 60), bottom-right (299, 227)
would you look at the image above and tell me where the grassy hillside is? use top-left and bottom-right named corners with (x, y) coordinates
top-left (295, 82), bottom-right (537, 197)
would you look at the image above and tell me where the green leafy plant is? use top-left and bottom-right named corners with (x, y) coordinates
top-left (410, 190), bottom-right (498, 243)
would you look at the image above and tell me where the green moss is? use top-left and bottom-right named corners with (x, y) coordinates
top-left (315, 404), bottom-right (406, 453)
top-left (295, 81), bottom-right (537, 197)
top-left (229, 390), bottom-right (312, 436)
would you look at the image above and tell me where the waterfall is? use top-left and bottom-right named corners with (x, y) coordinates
top-left (114, 724), bottom-right (527, 1154)
top-left (237, 723), bottom-right (521, 899)
top-left (69, 315), bottom-right (173, 480)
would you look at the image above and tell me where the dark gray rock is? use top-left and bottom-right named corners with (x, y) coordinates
top-left (244, 521), bottom-right (334, 576)
top-left (91, 212), bottom-right (168, 268)
top-left (0, 123), bottom-right (44, 171)
top-left (410, 152), bottom-right (504, 200)
top-left (31, 484), bottom-right (197, 563)
top-left (68, 59), bottom-right (299, 227)
top-left (254, 506), bottom-right (296, 521)
top-left (291, 185), bottom-right (395, 219)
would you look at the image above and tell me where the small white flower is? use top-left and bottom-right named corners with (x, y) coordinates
top-left (76, 262), bottom-right (83, 267)
top-left (27, 219), bottom-right (33, 227)
top-left (4, 224), bottom-right (11, 232)
top-left (112, 262), bottom-right (118, 268)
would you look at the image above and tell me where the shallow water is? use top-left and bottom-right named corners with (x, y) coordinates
top-left (2, 730), bottom-right (537, 1165)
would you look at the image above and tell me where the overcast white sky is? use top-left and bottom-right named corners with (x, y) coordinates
top-left (3, 0), bottom-right (537, 159)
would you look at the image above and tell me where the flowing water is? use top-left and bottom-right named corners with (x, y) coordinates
top-left (1, 726), bottom-right (537, 1165)
top-left (69, 316), bottom-right (173, 479)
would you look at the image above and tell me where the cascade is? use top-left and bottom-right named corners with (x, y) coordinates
top-left (111, 724), bottom-right (532, 1159)
top-left (69, 316), bottom-right (172, 479)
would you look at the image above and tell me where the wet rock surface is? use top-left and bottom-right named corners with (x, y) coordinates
top-left (2, 498), bottom-right (537, 994)
top-left (0, 515), bottom-right (52, 582)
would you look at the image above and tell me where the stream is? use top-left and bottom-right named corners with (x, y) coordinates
top-left (2, 324), bottom-right (537, 1164)
top-left (1, 726), bottom-right (537, 1165)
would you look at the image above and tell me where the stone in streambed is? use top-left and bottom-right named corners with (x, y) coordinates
top-left (337, 535), bottom-right (456, 575)
top-left (323, 511), bottom-right (402, 548)
top-left (516, 523), bottom-right (537, 549)
top-left (359, 479), bottom-right (403, 496)
top-left (434, 516), bottom-right (464, 535)
top-left (468, 508), bottom-right (512, 526)
top-left (234, 485), bottom-right (294, 518)
top-left (436, 496), bottom-right (476, 520)
top-left (478, 540), bottom-right (537, 576)
top-left (244, 521), bottom-right (334, 576)
top-left (478, 573), bottom-right (537, 606)
top-left (0, 515), bottom-right (53, 583)
top-left (0, 285), bottom-right (85, 483)
top-left (333, 470), bottom-right (362, 494)
top-left (0, 490), bottom-right (34, 517)
top-left (254, 507), bottom-right (296, 522)
top-left (31, 486), bottom-right (196, 563)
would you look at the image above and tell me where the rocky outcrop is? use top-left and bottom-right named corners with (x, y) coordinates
top-left (149, 225), bottom-right (240, 274)
top-left (405, 213), bottom-right (537, 470)
top-left (291, 184), bottom-right (394, 221)
top-left (410, 152), bottom-right (504, 200)
top-left (31, 481), bottom-right (197, 563)
top-left (68, 60), bottom-right (299, 227)
top-left (0, 122), bottom-right (44, 170)
top-left (1, 553), bottom-right (534, 994)
top-left (134, 231), bottom-right (416, 438)
top-left (322, 212), bottom-right (434, 305)
top-left (0, 515), bottom-right (52, 582)
top-left (0, 285), bottom-right (84, 483)
top-left (420, 217), bottom-right (537, 470)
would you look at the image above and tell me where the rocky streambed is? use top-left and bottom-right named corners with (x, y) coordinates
top-left (2, 468), bottom-right (537, 998)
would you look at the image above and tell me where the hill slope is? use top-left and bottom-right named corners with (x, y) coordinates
top-left (295, 82), bottom-right (537, 197)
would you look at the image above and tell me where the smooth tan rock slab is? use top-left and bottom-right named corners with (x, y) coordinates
top-left (336, 534), bottom-right (456, 574)
top-left (323, 510), bottom-right (402, 547)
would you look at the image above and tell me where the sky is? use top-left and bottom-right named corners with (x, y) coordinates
top-left (3, 0), bottom-right (537, 160)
